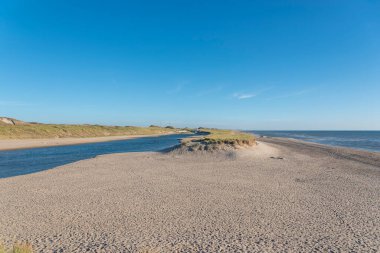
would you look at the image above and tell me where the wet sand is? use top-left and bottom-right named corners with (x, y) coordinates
top-left (0, 138), bottom-right (379, 252)
top-left (0, 133), bottom-right (174, 151)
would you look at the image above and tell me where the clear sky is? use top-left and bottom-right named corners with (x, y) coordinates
top-left (1, 1), bottom-right (379, 130)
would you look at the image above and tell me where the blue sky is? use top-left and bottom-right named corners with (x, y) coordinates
top-left (0, 0), bottom-right (379, 130)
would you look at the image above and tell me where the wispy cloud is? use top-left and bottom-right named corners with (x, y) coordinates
top-left (166, 81), bottom-right (189, 95)
top-left (233, 93), bottom-right (256, 100)
top-left (231, 86), bottom-right (274, 100)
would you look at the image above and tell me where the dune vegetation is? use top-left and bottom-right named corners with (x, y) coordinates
top-left (0, 242), bottom-right (32, 253)
top-left (179, 128), bottom-right (256, 151)
top-left (0, 123), bottom-right (183, 140)
top-left (199, 128), bottom-right (256, 145)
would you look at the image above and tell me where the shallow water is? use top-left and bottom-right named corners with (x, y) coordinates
top-left (247, 130), bottom-right (380, 152)
top-left (0, 134), bottom-right (189, 178)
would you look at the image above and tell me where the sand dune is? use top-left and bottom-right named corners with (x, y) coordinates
top-left (0, 139), bottom-right (379, 252)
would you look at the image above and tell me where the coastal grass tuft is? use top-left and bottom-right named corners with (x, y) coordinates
top-left (0, 124), bottom-right (183, 139)
top-left (0, 243), bottom-right (33, 253)
top-left (138, 248), bottom-right (161, 253)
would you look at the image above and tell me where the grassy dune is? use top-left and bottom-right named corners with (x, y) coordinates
top-left (199, 128), bottom-right (256, 145)
top-left (0, 124), bottom-right (180, 139)
top-left (180, 128), bottom-right (256, 151)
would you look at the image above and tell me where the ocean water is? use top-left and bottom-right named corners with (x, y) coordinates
top-left (0, 134), bottom-right (189, 178)
top-left (247, 131), bottom-right (380, 152)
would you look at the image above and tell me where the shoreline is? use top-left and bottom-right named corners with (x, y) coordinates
top-left (0, 132), bottom-right (177, 151)
top-left (257, 136), bottom-right (380, 168)
top-left (249, 131), bottom-right (380, 153)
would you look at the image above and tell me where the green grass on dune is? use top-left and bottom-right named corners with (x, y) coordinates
top-left (182, 128), bottom-right (256, 147)
top-left (201, 129), bottom-right (255, 144)
top-left (0, 124), bottom-right (180, 139)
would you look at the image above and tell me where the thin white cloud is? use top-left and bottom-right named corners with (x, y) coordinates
top-left (233, 93), bottom-right (256, 100)
top-left (166, 81), bottom-right (189, 95)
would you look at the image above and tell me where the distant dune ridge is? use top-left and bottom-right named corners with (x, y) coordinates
top-left (0, 117), bottom-right (27, 125)
top-left (0, 117), bottom-right (181, 140)
top-left (0, 118), bottom-right (257, 153)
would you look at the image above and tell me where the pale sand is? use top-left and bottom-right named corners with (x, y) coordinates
top-left (0, 139), bottom-right (379, 252)
top-left (0, 133), bottom-right (174, 151)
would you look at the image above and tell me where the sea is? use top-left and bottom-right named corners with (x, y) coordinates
top-left (247, 130), bottom-right (380, 152)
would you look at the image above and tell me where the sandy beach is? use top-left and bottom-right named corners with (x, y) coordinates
top-left (0, 138), bottom-right (379, 252)
top-left (0, 133), bottom-right (175, 151)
